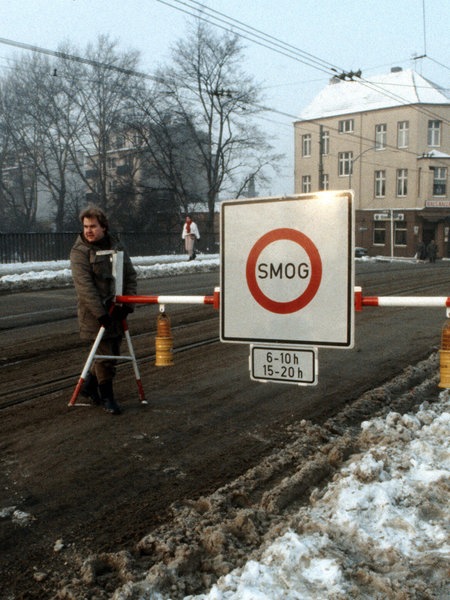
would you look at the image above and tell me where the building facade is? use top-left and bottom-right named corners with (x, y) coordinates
top-left (84, 127), bottom-right (209, 232)
top-left (294, 68), bottom-right (450, 258)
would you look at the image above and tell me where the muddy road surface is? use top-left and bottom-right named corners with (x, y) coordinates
top-left (0, 261), bottom-right (449, 598)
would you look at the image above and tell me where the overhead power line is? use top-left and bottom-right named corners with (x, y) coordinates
top-left (156, 0), bottom-right (449, 125)
top-left (427, 55), bottom-right (450, 73)
top-left (0, 37), bottom-right (164, 83)
top-left (156, 0), bottom-right (343, 76)
top-left (0, 10), bottom-right (447, 131)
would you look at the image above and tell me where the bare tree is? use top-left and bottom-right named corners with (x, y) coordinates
top-left (0, 52), bottom-right (88, 231)
top-left (128, 90), bottom-right (208, 219)
top-left (0, 36), bottom-right (161, 232)
top-left (69, 35), bottom-right (144, 219)
top-left (0, 25), bottom-right (281, 234)
top-left (0, 77), bottom-right (40, 230)
top-left (154, 20), bottom-right (282, 231)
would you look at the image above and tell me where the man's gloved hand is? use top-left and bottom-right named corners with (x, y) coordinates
top-left (111, 304), bottom-right (133, 321)
top-left (98, 313), bottom-right (113, 328)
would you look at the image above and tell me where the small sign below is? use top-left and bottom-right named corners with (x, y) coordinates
top-left (250, 345), bottom-right (318, 386)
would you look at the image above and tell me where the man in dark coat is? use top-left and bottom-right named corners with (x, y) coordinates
top-left (427, 239), bottom-right (438, 263)
top-left (70, 206), bottom-right (137, 414)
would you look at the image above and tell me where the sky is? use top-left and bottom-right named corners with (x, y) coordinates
top-left (0, 1), bottom-right (449, 194)
top-left (0, 255), bottom-right (449, 598)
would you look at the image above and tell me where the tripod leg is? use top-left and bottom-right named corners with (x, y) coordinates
top-left (68, 326), bottom-right (106, 407)
top-left (123, 320), bottom-right (147, 404)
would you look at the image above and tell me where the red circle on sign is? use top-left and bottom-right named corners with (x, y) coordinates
top-left (246, 228), bottom-right (322, 314)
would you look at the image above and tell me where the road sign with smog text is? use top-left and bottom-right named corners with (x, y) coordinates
top-left (220, 192), bottom-right (354, 347)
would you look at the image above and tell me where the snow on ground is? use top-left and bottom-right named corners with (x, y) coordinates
top-left (0, 253), bottom-right (407, 293)
top-left (0, 254), bottom-right (220, 292)
top-left (181, 394), bottom-right (449, 600)
top-left (115, 390), bottom-right (449, 600)
top-left (2, 254), bottom-right (449, 598)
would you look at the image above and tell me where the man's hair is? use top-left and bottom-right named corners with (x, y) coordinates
top-left (79, 206), bottom-right (109, 232)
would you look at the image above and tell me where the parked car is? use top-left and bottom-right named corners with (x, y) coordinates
top-left (355, 246), bottom-right (368, 258)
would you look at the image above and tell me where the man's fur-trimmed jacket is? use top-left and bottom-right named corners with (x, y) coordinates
top-left (70, 233), bottom-right (137, 340)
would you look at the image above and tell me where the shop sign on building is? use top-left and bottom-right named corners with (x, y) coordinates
top-left (374, 212), bottom-right (404, 221)
top-left (426, 199), bottom-right (450, 208)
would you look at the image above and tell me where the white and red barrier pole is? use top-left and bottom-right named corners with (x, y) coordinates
top-left (354, 286), bottom-right (450, 311)
top-left (116, 287), bottom-right (221, 309)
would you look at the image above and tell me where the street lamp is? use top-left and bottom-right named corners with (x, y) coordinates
top-left (348, 146), bottom-right (375, 189)
top-left (348, 146), bottom-right (375, 256)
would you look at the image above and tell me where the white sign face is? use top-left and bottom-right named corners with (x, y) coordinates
top-left (250, 345), bottom-right (318, 385)
top-left (220, 192), bottom-right (354, 347)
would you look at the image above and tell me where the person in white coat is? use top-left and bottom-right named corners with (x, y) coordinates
top-left (181, 215), bottom-right (200, 260)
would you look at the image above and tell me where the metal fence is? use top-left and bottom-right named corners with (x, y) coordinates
top-left (0, 231), bottom-right (219, 263)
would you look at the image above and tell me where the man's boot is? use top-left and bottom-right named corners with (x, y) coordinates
top-left (99, 380), bottom-right (122, 415)
top-left (81, 372), bottom-right (102, 405)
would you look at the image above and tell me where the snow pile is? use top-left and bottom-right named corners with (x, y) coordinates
top-left (0, 267), bottom-right (74, 290)
top-left (178, 394), bottom-right (449, 599)
top-left (0, 253), bottom-right (381, 293)
top-left (0, 506), bottom-right (35, 526)
top-left (134, 256), bottom-right (220, 280)
top-left (0, 254), bottom-right (220, 292)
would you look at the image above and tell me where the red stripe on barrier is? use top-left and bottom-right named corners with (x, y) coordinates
top-left (117, 295), bottom-right (159, 304)
top-left (362, 297), bottom-right (380, 307)
top-left (354, 288), bottom-right (363, 312)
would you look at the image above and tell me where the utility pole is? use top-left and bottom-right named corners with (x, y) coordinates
top-left (318, 125), bottom-right (324, 190)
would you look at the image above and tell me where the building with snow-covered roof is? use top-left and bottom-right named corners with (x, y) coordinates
top-left (294, 68), bottom-right (450, 258)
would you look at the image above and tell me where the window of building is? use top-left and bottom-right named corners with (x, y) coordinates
top-left (107, 157), bottom-right (116, 169)
top-left (338, 152), bottom-right (353, 176)
top-left (433, 167), bottom-right (447, 196)
top-left (107, 179), bottom-right (117, 192)
top-left (338, 119), bottom-right (354, 134)
top-left (321, 130), bottom-right (329, 155)
top-left (115, 134), bottom-right (125, 148)
top-left (396, 168), bottom-right (408, 196)
top-left (302, 134), bottom-right (312, 157)
top-left (373, 222), bottom-right (386, 245)
top-left (395, 221), bottom-right (407, 246)
top-left (397, 121), bottom-right (409, 148)
top-left (428, 120), bottom-right (441, 147)
top-left (321, 173), bottom-right (329, 190)
top-left (375, 124), bottom-right (387, 150)
top-left (302, 175), bottom-right (311, 193)
top-left (374, 170), bottom-right (386, 197)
